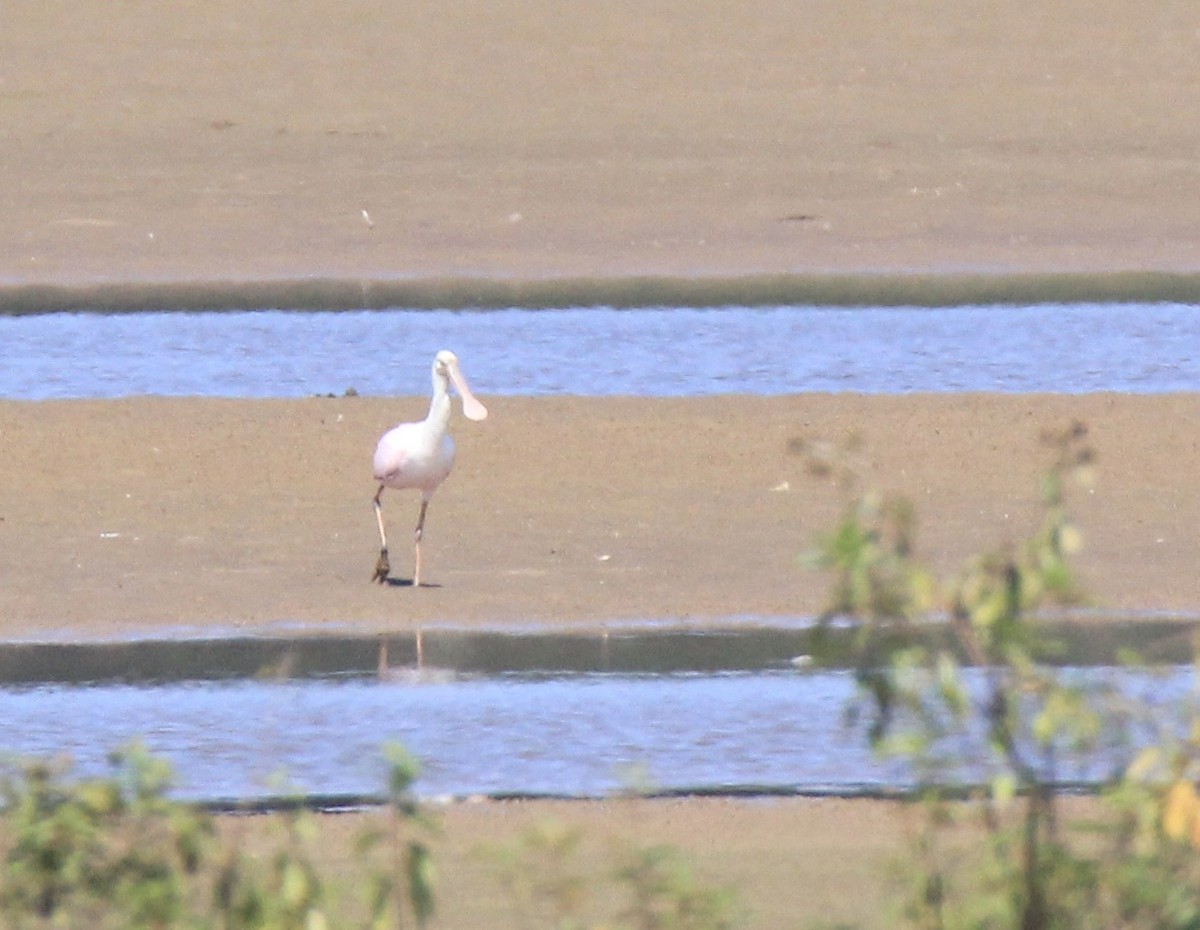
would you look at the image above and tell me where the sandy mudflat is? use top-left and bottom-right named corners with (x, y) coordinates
top-left (3, 1), bottom-right (1199, 923)
top-left (1, 0), bottom-right (1199, 299)
top-left (1, 392), bottom-right (1198, 637)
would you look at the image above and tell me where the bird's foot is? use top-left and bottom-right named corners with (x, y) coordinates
top-left (372, 548), bottom-right (390, 584)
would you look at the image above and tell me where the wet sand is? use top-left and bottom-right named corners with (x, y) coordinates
top-left (2, 392), bottom-right (1198, 640)
top-left (2, 0), bottom-right (1199, 301)
top-left (4, 0), bottom-right (1199, 923)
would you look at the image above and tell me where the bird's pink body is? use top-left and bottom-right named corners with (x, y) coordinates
top-left (371, 350), bottom-right (487, 586)
top-left (373, 416), bottom-right (456, 499)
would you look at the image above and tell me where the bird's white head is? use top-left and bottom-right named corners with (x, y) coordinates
top-left (434, 350), bottom-right (488, 421)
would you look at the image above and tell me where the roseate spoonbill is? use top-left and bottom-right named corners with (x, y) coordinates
top-left (371, 350), bottom-right (488, 586)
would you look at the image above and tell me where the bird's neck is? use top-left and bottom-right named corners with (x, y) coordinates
top-left (424, 382), bottom-right (452, 432)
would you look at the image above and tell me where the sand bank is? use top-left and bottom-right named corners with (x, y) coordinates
top-left (2, 393), bottom-right (1197, 640)
top-left (2, 0), bottom-right (1198, 290)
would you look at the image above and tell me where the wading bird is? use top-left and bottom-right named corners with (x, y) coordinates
top-left (371, 350), bottom-right (488, 586)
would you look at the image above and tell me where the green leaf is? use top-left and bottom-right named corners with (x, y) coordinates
top-left (992, 771), bottom-right (1019, 811)
top-left (407, 841), bottom-right (437, 927)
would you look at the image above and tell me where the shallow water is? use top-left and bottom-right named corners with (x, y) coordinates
top-left (1, 303), bottom-right (1196, 398)
top-left (1, 666), bottom-right (1188, 805)
top-left (0, 624), bottom-right (1193, 804)
top-left (0, 670), bottom-right (875, 802)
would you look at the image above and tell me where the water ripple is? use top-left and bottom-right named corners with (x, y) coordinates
top-left (0, 303), bottom-right (1197, 398)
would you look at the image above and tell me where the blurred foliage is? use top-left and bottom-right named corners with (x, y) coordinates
top-left (0, 741), bottom-right (435, 930)
top-left (480, 819), bottom-right (742, 930)
top-left (802, 421), bottom-right (1200, 929)
top-left (0, 740), bottom-right (736, 929)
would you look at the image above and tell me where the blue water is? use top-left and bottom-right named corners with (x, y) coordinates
top-left (0, 665), bottom-right (1189, 803)
top-left (0, 303), bottom-right (1196, 399)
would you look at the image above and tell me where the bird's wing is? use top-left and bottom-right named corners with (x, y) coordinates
top-left (373, 427), bottom-right (413, 482)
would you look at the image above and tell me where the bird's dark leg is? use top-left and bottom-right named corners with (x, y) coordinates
top-left (372, 485), bottom-right (390, 583)
top-left (413, 498), bottom-right (430, 587)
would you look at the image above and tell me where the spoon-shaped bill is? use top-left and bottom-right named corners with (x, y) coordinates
top-left (447, 359), bottom-right (488, 421)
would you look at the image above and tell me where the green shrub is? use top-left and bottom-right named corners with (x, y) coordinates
top-left (0, 741), bottom-right (435, 930)
top-left (803, 422), bottom-right (1200, 929)
top-left (0, 742), bottom-right (212, 929)
top-left (0, 741), bottom-right (730, 930)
